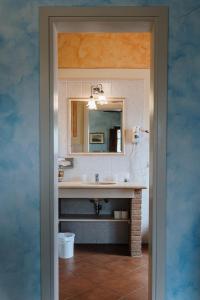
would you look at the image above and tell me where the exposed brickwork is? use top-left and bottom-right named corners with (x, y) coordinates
top-left (130, 189), bottom-right (142, 257)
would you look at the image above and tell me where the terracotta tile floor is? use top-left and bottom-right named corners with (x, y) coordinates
top-left (59, 244), bottom-right (148, 300)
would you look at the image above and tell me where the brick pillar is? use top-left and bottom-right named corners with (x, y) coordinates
top-left (130, 189), bottom-right (142, 257)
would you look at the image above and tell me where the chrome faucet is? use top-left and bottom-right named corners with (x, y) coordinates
top-left (95, 173), bottom-right (99, 183)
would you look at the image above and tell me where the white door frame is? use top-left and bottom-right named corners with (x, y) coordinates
top-left (39, 6), bottom-right (168, 300)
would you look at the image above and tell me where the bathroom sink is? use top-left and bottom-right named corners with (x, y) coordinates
top-left (85, 181), bottom-right (116, 185)
top-left (97, 181), bottom-right (116, 185)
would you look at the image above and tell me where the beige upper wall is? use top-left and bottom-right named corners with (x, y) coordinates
top-left (58, 33), bottom-right (151, 69)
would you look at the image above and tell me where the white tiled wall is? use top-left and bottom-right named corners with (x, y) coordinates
top-left (58, 71), bottom-right (150, 242)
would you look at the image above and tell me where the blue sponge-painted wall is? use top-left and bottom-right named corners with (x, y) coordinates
top-left (0, 1), bottom-right (200, 300)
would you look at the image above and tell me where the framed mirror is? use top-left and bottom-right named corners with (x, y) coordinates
top-left (68, 98), bottom-right (125, 155)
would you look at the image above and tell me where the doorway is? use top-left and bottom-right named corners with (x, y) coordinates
top-left (40, 7), bottom-right (168, 300)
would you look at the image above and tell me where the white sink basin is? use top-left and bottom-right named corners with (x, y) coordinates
top-left (85, 181), bottom-right (116, 185)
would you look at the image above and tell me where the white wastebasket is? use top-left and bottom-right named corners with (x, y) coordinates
top-left (58, 232), bottom-right (75, 259)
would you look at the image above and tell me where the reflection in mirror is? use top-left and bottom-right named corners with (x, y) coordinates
top-left (69, 99), bottom-right (124, 154)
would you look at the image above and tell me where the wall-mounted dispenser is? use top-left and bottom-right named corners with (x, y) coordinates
top-left (58, 157), bottom-right (74, 169)
top-left (58, 158), bottom-right (74, 182)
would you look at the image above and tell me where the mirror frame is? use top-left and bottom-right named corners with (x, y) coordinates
top-left (68, 97), bottom-right (125, 155)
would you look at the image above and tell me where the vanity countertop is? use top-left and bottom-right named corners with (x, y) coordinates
top-left (58, 181), bottom-right (146, 190)
top-left (58, 180), bottom-right (145, 257)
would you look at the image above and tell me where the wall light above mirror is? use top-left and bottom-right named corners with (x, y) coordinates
top-left (68, 98), bottom-right (125, 155)
top-left (87, 84), bottom-right (107, 110)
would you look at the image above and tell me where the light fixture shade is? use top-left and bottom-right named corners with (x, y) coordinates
top-left (98, 94), bottom-right (108, 105)
top-left (87, 98), bottom-right (97, 110)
